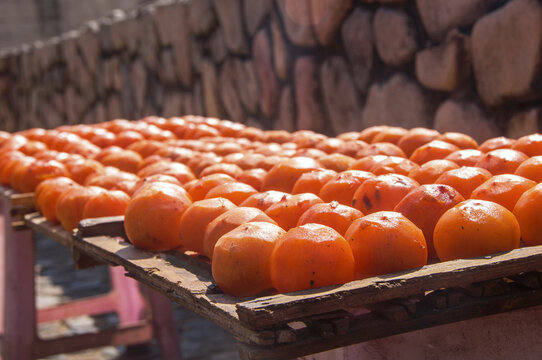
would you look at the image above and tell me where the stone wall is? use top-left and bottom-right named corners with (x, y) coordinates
top-left (1, 0), bottom-right (542, 141)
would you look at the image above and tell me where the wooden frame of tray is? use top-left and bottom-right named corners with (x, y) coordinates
top-left (19, 214), bottom-right (542, 359)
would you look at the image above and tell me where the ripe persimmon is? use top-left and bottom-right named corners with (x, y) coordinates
top-left (514, 183), bottom-right (542, 246)
top-left (445, 149), bottom-right (484, 167)
top-left (371, 127), bottom-right (408, 144)
top-left (114, 130), bottom-right (145, 148)
top-left (188, 173), bottom-right (235, 201)
top-left (352, 174), bottom-right (419, 214)
top-left (200, 163), bottom-right (244, 178)
top-left (434, 200), bottom-right (520, 261)
top-left (394, 184), bottom-right (465, 259)
top-left (410, 140), bottom-right (460, 165)
top-left (515, 156), bottom-right (542, 182)
top-left (204, 182), bottom-right (258, 205)
top-left (345, 211), bottom-right (427, 279)
top-left (137, 160), bottom-right (195, 185)
top-left (85, 171), bottom-right (139, 196)
top-left (262, 157), bottom-right (321, 193)
top-left (15, 159), bottom-right (70, 193)
top-left (337, 140), bottom-right (368, 157)
top-left (317, 153), bottom-right (355, 172)
top-left (356, 142), bottom-right (406, 158)
top-left (397, 128), bottom-right (440, 157)
top-left (202, 207), bottom-right (276, 258)
top-left (349, 155), bottom-right (388, 172)
top-left (270, 223), bottom-right (355, 293)
top-left (435, 166), bottom-right (493, 198)
top-left (512, 133), bottom-right (542, 157)
top-left (124, 182), bottom-right (192, 251)
top-left (82, 190), bottom-right (131, 219)
top-left (265, 193), bottom-right (324, 230)
top-left (100, 149), bottom-right (143, 173)
top-left (35, 177), bottom-right (79, 222)
top-left (236, 168), bottom-right (266, 191)
top-left (471, 174), bottom-right (536, 212)
top-left (319, 170), bottom-right (375, 206)
top-left (358, 125), bottom-right (390, 143)
top-left (478, 136), bottom-right (515, 153)
top-left (408, 159), bottom-right (460, 185)
top-left (179, 198), bottom-right (237, 254)
top-left (240, 191), bottom-right (291, 211)
top-left (297, 201), bottom-right (363, 236)
top-left (292, 169), bottom-right (337, 195)
top-left (369, 156), bottom-right (419, 176)
top-left (212, 222), bottom-right (286, 297)
top-left (56, 186), bottom-right (105, 230)
top-left (438, 132), bottom-right (478, 149)
top-left (65, 158), bottom-right (104, 184)
top-left (475, 149), bottom-right (528, 175)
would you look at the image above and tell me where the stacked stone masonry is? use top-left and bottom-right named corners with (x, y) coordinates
top-left (1, 0), bottom-right (542, 141)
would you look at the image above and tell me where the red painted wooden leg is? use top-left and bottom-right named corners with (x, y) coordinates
top-left (146, 288), bottom-right (182, 360)
top-left (109, 266), bottom-right (146, 324)
top-left (2, 205), bottom-right (36, 360)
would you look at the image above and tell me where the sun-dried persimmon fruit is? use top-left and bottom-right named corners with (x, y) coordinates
top-left (512, 133), bottom-right (542, 157)
top-left (319, 170), bottom-right (375, 206)
top-left (445, 149), bottom-right (484, 167)
top-left (408, 159), bottom-right (459, 185)
top-left (345, 211), bottom-right (427, 279)
top-left (394, 184), bottom-right (465, 259)
top-left (204, 182), bottom-right (258, 206)
top-left (212, 222), bottom-right (285, 297)
top-left (397, 128), bottom-right (440, 157)
top-left (514, 183), bottom-right (542, 246)
top-left (352, 174), bottom-right (419, 214)
top-left (188, 173), bottom-right (236, 201)
top-left (270, 223), bottom-right (355, 293)
top-left (82, 190), bottom-right (131, 219)
top-left (371, 126), bottom-right (407, 144)
top-left (475, 149), bottom-right (528, 175)
top-left (356, 142), bottom-right (406, 158)
top-left (203, 207), bottom-right (276, 258)
top-left (438, 132), bottom-right (478, 149)
top-left (35, 177), bottom-right (79, 222)
top-left (56, 186), bottom-right (105, 230)
top-left (240, 191), bottom-right (291, 212)
top-left (471, 174), bottom-right (536, 212)
top-left (124, 182), bottom-right (192, 251)
top-left (179, 198), bottom-right (237, 254)
top-left (292, 169), bottom-right (337, 195)
top-left (435, 166), bottom-right (493, 199)
top-left (137, 160), bottom-right (195, 185)
top-left (236, 168), bottom-right (266, 191)
top-left (369, 156), bottom-right (419, 176)
top-left (434, 200), bottom-right (520, 261)
top-left (262, 157), bottom-right (321, 193)
top-left (297, 201), bottom-right (363, 236)
top-left (410, 140), bottom-right (460, 165)
top-left (265, 193), bottom-right (324, 230)
top-left (478, 136), bottom-right (515, 153)
top-left (515, 156), bottom-right (542, 182)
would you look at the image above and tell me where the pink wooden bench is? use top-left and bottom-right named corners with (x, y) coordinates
top-left (0, 190), bottom-right (182, 359)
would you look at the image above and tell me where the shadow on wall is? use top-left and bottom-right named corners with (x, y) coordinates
top-left (0, 0), bottom-right (541, 141)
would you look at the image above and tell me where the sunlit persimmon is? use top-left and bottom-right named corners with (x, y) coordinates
top-left (397, 128), bottom-right (440, 157)
top-left (188, 173), bottom-right (236, 201)
top-left (337, 140), bottom-right (368, 158)
top-left (203, 207), bottom-right (276, 258)
top-left (297, 201), bottom-right (363, 236)
top-left (394, 184), bottom-right (465, 259)
top-left (358, 125), bottom-right (390, 143)
top-left (263, 130), bottom-right (291, 144)
top-left (236, 168), bottom-right (266, 191)
top-left (315, 138), bottom-right (345, 154)
top-left (356, 142), bottom-right (406, 158)
top-left (204, 182), bottom-right (258, 205)
top-left (435, 166), bottom-right (492, 199)
top-left (316, 153), bottom-right (354, 172)
top-left (371, 126), bottom-right (407, 144)
top-left (100, 150), bottom-right (143, 173)
top-left (271, 223), bottom-right (355, 293)
top-left (56, 186), bottom-right (105, 230)
top-left (124, 182), bottom-right (192, 251)
top-left (240, 191), bottom-right (291, 212)
top-left (35, 177), bottom-right (79, 222)
top-left (352, 174), bottom-right (419, 214)
top-left (127, 140), bottom-right (164, 158)
top-left (438, 132), bottom-right (478, 149)
top-left (137, 160), bottom-right (195, 184)
top-left (9, 157), bottom-right (35, 192)
top-left (82, 190), bottom-right (131, 219)
top-left (410, 140), bottom-right (460, 165)
top-left (114, 130), bottom-right (145, 148)
top-left (408, 159), bottom-right (460, 185)
top-left (262, 157), bottom-right (321, 193)
top-left (514, 183), bottom-right (542, 246)
top-left (200, 163), bottom-right (244, 178)
top-left (445, 149), bottom-right (484, 167)
top-left (471, 174), bottom-right (536, 212)
top-left (434, 200), bottom-right (520, 261)
top-left (265, 193), bottom-right (324, 230)
top-left (512, 133), bottom-right (542, 157)
top-left (348, 155), bottom-right (388, 172)
top-left (85, 171), bottom-right (139, 196)
top-left (369, 156), bottom-right (419, 176)
top-left (15, 159), bottom-right (70, 193)
top-left (475, 149), bottom-right (528, 175)
top-left (65, 158), bottom-right (104, 184)
top-left (292, 169), bottom-right (337, 195)
top-left (179, 197), bottom-right (237, 254)
top-left (345, 211), bottom-right (427, 279)
top-left (319, 170), bottom-right (375, 206)
top-left (213, 222), bottom-right (286, 297)
top-left (18, 141), bottom-right (48, 156)
top-left (132, 174), bottom-right (182, 195)
top-left (293, 148), bottom-right (327, 159)
top-left (515, 156), bottom-right (542, 182)
top-left (478, 136), bottom-right (515, 153)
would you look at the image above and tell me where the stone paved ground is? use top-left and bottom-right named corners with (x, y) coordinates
top-left (35, 234), bottom-right (239, 360)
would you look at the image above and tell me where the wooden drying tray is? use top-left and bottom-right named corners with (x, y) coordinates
top-left (0, 185), bottom-right (35, 229)
top-left (19, 214), bottom-right (542, 360)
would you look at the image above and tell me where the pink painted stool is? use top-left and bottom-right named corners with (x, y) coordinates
top-left (0, 196), bottom-right (182, 359)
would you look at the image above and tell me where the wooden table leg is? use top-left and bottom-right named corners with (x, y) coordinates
top-left (2, 197), bottom-right (36, 359)
top-left (109, 266), bottom-right (146, 325)
top-left (146, 288), bottom-right (183, 360)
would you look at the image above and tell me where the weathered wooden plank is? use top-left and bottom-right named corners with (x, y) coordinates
top-left (236, 286), bottom-right (542, 360)
top-left (236, 246), bottom-right (542, 330)
top-left (78, 216), bottom-right (126, 239)
top-left (72, 234), bottom-right (277, 346)
top-left (0, 186), bottom-right (34, 210)
top-left (23, 213), bottom-right (73, 248)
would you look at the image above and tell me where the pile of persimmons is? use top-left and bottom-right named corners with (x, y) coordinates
top-left (1, 117), bottom-right (542, 298)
